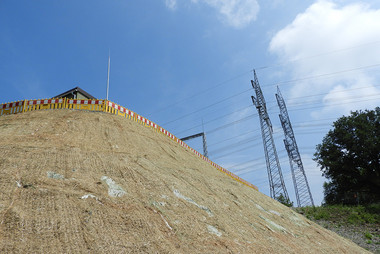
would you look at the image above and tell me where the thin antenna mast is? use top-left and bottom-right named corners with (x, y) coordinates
top-left (106, 50), bottom-right (110, 100)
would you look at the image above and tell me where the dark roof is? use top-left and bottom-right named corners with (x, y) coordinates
top-left (53, 87), bottom-right (96, 99)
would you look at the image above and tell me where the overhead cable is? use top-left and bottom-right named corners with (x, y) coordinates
top-left (255, 40), bottom-right (380, 70)
top-left (162, 88), bottom-right (252, 126)
top-left (149, 70), bottom-right (252, 116)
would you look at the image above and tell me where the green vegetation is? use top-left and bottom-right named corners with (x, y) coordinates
top-left (314, 107), bottom-right (380, 205)
top-left (296, 204), bottom-right (380, 251)
top-left (364, 232), bottom-right (373, 240)
top-left (296, 204), bottom-right (380, 225)
top-left (276, 193), bottom-right (293, 207)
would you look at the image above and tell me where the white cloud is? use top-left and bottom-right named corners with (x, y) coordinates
top-left (192, 0), bottom-right (260, 28)
top-left (312, 74), bottom-right (380, 117)
top-left (269, 0), bottom-right (380, 118)
top-left (165, 0), bottom-right (177, 11)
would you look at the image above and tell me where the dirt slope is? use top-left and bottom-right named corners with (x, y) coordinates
top-left (0, 109), bottom-right (368, 253)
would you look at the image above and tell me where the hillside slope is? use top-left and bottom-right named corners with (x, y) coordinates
top-left (0, 109), bottom-right (368, 253)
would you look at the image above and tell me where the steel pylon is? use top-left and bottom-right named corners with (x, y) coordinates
top-left (251, 71), bottom-right (290, 202)
top-left (276, 86), bottom-right (314, 207)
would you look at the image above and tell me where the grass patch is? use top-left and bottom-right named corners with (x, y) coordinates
top-left (295, 204), bottom-right (380, 225)
top-left (364, 232), bottom-right (373, 240)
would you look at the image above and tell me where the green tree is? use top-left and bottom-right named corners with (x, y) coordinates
top-left (276, 193), bottom-right (293, 207)
top-left (314, 107), bottom-right (380, 205)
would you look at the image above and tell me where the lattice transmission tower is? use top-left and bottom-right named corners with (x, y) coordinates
top-left (276, 87), bottom-right (314, 207)
top-left (251, 71), bottom-right (290, 202)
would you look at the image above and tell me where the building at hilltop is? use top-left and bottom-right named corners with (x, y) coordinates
top-left (53, 87), bottom-right (96, 99)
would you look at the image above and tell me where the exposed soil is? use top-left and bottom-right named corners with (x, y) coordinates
top-left (0, 109), bottom-right (370, 253)
top-left (310, 220), bottom-right (379, 253)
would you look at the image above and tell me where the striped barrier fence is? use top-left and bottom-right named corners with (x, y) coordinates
top-left (0, 101), bottom-right (25, 116)
top-left (106, 101), bottom-right (160, 132)
top-left (0, 98), bottom-right (258, 191)
top-left (66, 99), bottom-right (104, 111)
top-left (23, 98), bottom-right (65, 112)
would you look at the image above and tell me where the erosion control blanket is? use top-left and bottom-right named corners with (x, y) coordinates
top-left (0, 110), bottom-right (368, 253)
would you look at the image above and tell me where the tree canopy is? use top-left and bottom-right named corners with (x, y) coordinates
top-left (314, 107), bottom-right (380, 205)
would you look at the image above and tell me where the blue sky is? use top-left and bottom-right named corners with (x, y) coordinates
top-left (1, 0), bottom-right (380, 205)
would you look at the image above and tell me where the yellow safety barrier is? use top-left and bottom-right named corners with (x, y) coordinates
top-left (0, 101), bottom-right (25, 116)
top-left (23, 98), bottom-right (66, 112)
top-left (66, 99), bottom-right (105, 111)
top-left (0, 98), bottom-right (258, 191)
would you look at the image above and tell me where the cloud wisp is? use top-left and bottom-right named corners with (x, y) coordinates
top-left (165, 0), bottom-right (177, 11)
top-left (195, 0), bottom-right (260, 28)
top-left (164, 0), bottom-right (260, 28)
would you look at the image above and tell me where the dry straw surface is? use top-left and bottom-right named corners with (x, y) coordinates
top-left (0, 109), bottom-right (369, 253)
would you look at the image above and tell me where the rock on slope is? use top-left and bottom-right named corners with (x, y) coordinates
top-left (0, 109), bottom-right (368, 253)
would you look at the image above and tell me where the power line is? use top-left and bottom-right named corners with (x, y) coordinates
top-left (285, 91), bottom-right (380, 109)
top-left (148, 70), bottom-right (252, 116)
top-left (152, 74), bottom-right (380, 176)
top-left (207, 128), bottom-right (259, 147)
top-left (209, 125), bottom-right (328, 151)
top-left (162, 88), bottom-right (252, 126)
top-left (233, 170), bottom-right (264, 176)
top-left (232, 162), bottom-right (266, 173)
top-left (207, 113), bottom-right (256, 134)
top-left (148, 40), bottom-right (380, 120)
top-left (178, 93), bottom-right (379, 143)
top-left (207, 132), bottom-right (321, 164)
top-left (174, 104), bottom-right (252, 136)
top-left (266, 94), bottom-right (380, 116)
top-left (208, 135), bottom-right (262, 155)
top-left (212, 142), bottom-right (260, 160)
top-left (179, 94), bottom-right (379, 159)
top-left (255, 40), bottom-right (380, 70)
top-left (294, 130), bottom-right (331, 135)
top-left (256, 84), bottom-right (380, 113)
top-left (282, 84), bottom-right (380, 103)
top-left (159, 67), bottom-right (380, 128)
top-left (226, 155), bottom-right (266, 169)
top-left (269, 63), bottom-right (380, 87)
top-left (153, 41), bottom-right (380, 118)
top-left (287, 96), bottom-right (380, 113)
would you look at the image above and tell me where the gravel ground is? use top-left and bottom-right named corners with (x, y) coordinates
top-left (314, 220), bottom-right (380, 253)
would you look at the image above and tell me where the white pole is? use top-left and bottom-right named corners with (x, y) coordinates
top-left (106, 51), bottom-right (110, 100)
